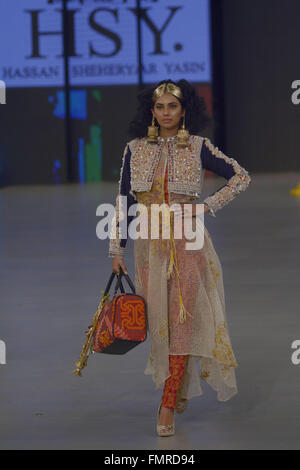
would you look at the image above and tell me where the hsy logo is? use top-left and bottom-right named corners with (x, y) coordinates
top-left (25, 5), bottom-right (181, 59)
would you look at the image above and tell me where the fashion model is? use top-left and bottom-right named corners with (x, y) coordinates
top-left (108, 79), bottom-right (251, 436)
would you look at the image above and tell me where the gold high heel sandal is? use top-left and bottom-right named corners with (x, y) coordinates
top-left (156, 403), bottom-right (175, 437)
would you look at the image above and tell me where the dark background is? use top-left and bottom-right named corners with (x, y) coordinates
top-left (221, 0), bottom-right (300, 172)
top-left (0, 0), bottom-right (299, 187)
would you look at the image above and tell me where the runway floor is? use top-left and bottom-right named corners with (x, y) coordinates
top-left (1, 171), bottom-right (300, 450)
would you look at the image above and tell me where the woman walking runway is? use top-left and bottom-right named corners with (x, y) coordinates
top-left (109, 79), bottom-right (251, 436)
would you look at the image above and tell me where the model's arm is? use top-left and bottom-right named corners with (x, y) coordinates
top-left (108, 142), bottom-right (137, 260)
top-left (201, 137), bottom-right (251, 217)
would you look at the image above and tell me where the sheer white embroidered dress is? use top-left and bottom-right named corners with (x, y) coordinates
top-left (108, 135), bottom-right (251, 402)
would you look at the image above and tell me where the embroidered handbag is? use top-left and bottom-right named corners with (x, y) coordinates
top-left (93, 268), bottom-right (148, 354)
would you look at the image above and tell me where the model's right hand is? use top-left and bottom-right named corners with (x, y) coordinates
top-left (112, 255), bottom-right (128, 276)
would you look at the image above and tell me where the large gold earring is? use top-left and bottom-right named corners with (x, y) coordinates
top-left (147, 114), bottom-right (159, 143)
top-left (177, 114), bottom-right (190, 148)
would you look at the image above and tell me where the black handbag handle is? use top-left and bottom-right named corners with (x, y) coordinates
top-left (103, 267), bottom-right (136, 298)
top-left (103, 271), bottom-right (125, 297)
top-left (118, 267), bottom-right (136, 294)
top-left (112, 273), bottom-right (125, 297)
top-left (112, 267), bottom-right (136, 296)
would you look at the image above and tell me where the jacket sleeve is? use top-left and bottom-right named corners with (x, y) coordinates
top-left (108, 142), bottom-right (137, 259)
top-left (200, 137), bottom-right (251, 217)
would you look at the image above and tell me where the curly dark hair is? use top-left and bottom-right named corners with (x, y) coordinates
top-left (127, 78), bottom-right (211, 140)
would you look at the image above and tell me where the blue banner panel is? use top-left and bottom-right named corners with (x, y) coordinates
top-left (0, 0), bottom-right (212, 87)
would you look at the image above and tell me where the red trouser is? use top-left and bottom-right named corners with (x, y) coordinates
top-left (161, 355), bottom-right (189, 409)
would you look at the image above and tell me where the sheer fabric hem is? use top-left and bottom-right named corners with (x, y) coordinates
top-left (144, 354), bottom-right (238, 402)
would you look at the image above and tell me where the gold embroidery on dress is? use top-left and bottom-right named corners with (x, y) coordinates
top-left (159, 320), bottom-right (168, 337)
top-left (209, 259), bottom-right (220, 277)
top-left (212, 322), bottom-right (238, 371)
top-left (137, 143), bottom-right (193, 324)
top-left (130, 135), bottom-right (204, 196)
top-left (136, 160), bottom-right (172, 258)
top-left (201, 370), bottom-right (210, 379)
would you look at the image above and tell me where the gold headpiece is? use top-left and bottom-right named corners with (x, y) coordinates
top-left (147, 82), bottom-right (189, 148)
top-left (152, 82), bottom-right (183, 101)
